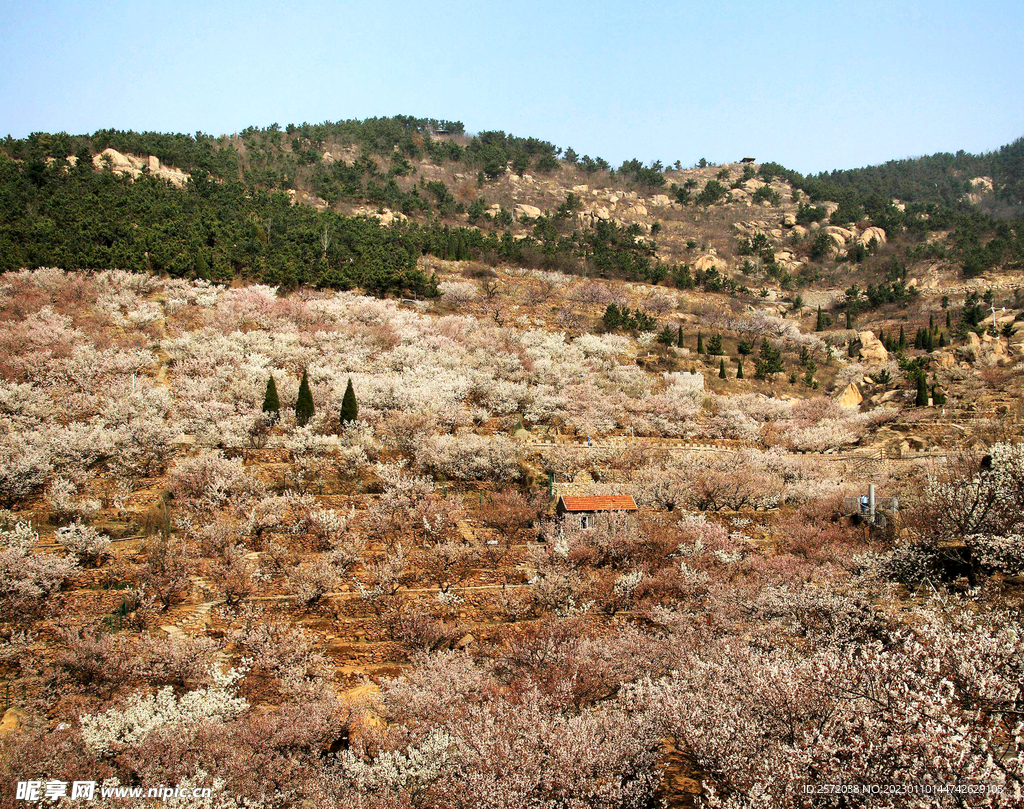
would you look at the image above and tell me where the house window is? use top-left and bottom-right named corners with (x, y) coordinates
top-left (580, 514), bottom-right (594, 529)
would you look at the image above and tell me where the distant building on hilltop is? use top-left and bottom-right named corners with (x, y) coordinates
top-left (556, 494), bottom-right (638, 528)
top-left (740, 156), bottom-right (756, 164)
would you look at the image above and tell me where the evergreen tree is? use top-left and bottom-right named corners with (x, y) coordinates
top-left (719, 358), bottom-right (727, 379)
top-left (898, 325), bottom-right (906, 349)
top-left (932, 377), bottom-right (947, 406)
top-left (603, 303), bottom-right (622, 331)
top-left (815, 305), bottom-right (824, 332)
top-left (946, 310), bottom-right (952, 329)
top-left (697, 331), bottom-right (705, 354)
top-left (262, 375), bottom-right (281, 423)
top-left (939, 331), bottom-right (948, 348)
top-left (707, 334), bottom-right (723, 355)
top-left (929, 313), bottom-right (935, 332)
top-left (676, 324), bottom-right (684, 348)
top-left (915, 373), bottom-right (929, 407)
top-left (736, 360), bottom-right (744, 379)
top-left (340, 378), bottom-right (358, 424)
top-left (295, 370), bottom-right (315, 427)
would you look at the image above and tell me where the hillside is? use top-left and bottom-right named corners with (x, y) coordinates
top-left (2, 118), bottom-right (1024, 808)
top-left (2, 117), bottom-right (1022, 294)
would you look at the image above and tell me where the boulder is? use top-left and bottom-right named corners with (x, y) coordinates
top-left (858, 330), bottom-right (889, 363)
top-left (742, 179), bottom-right (765, 192)
top-left (514, 204), bottom-right (542, 220)
top-left (791, 225), bottom-right (808, 239)
top-left (694, 253), bottom-right (727, 273)
top-left (782, 213), bottom-right (796, 227)
top-left (592, 206), bottom-right (611, 221)
top-left (0, 708), bottom-right (25, 738)
top-left (651, 194), bottom-right (671, 207)
top-left (859, 226), bottom-right (887, 246)
top-left (728, 188), bottom-right (749, 202)
top-left (835, 382), bottom-right (863, 409)
top-left (572, 184), bottom-right (589, 193)
top-left (632, 204), bottom-right (648, 217)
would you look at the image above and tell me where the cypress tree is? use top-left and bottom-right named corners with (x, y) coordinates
top-left (295, 370), bottom-right (315, 427)
top-left (697, 331), bottom-right (705, 354)
top-left (736, 360), bottom-right (744, 379)
top-left (915, 373), bottom-right (929, 407)
top-left (677, 324), bottom-right (684, 348)
top-left (815, 305), bottom-right (824, 331)
top-left (939, 331), bottom-right (948, 348)
top-left (340, 378), bottom-right (359, 424)
top-left (719, 358), bottom-right (727, 379)
top-left (946, 310), bottom-right (952, 329)
top-left (929, 313), bottom-right (935, 332)
top-left (262, 375), bottom-right (281, 423)
top-left (898, 325), bottom-right (906, 349)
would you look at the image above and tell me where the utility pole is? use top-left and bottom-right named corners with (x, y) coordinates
top-left (991, 304), bottom-right (1005, 330)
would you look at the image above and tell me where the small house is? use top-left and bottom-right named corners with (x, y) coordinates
top-left (556, 494), bottom-right (638, 528)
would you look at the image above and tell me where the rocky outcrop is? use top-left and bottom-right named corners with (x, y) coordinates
top-left (514, 204), bottom-right (542, 220)
top-left (857, 331), bottom-right (888, 363)
top-left (858, 226), bottom-right (887, 246)
top-left (694, 253), bottom-right (727, 273)
top-left (91, 148), bottom-right (190, 187)
top-left (834, 382), bottom-right (863, 409)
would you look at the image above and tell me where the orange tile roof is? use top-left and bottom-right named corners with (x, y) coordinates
top-left (558, 495), bottom-right (638, 512)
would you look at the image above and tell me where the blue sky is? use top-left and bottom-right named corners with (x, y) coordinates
top-left (1, 0), bottom-right (1021, 174)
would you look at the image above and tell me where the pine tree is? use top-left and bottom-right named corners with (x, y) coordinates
top-left (929, 313), bottom-right (935, 332)
top-left (677, 325), bottom-right (684, 348)
top-left (262, 375), bottom-right (281, 423)
top-left (340, 378), bottom-right (358, 424)
top-left (898, 325), bottom-right (906, 349)
top-left (815, 305), bottom-right (824, 332)
top-left (939, 331), bottom-right (948, 348)
top-left (915, 373), bottom-right (929, 407)
top-left (602, 303), bottom-right (622, 331)
top-left (719, 358), bottom-right (727, 379)
top-left (736, 360), bottom-right (744, 379)
top-left (946, 310), bottom-right (952, 329)
top-left (295, 370), bottom-right (315, 427)
top-left (697, 331), bottom-right (705, 354)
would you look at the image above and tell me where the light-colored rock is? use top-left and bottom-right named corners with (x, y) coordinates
top-left (782, 213), bottom-right (796, 227)
top-left (791, 225), bottom-right (808, 239)
top-left (514, 204), bottom-right (542, 220)
top-left (632, 204), bottom-right (648, 217)
top-left (592, 206), bottom-right (611, 221)
top-left (858, 331), bottom-right (889, 363)
top-left (92, 147), bottom-right (191, 187)
top-left (728, 188), bottom-right (749, 202)
top-left (0, 708), bottom-right (26, 737)
top-left (835, 382), bottom-right (863, 409)
top-left (935, 351), bottom-right (956, 369)
top-left (651, 194), bottom-right (671, 206)
top-left (694, 254), bottom-right (727, 273)
top-left (572, 184), bottom-right (589, 193)
top-left (859, 226), bottom-right (887, 246)
top-left (742, 179), bottom-right (765, 192)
